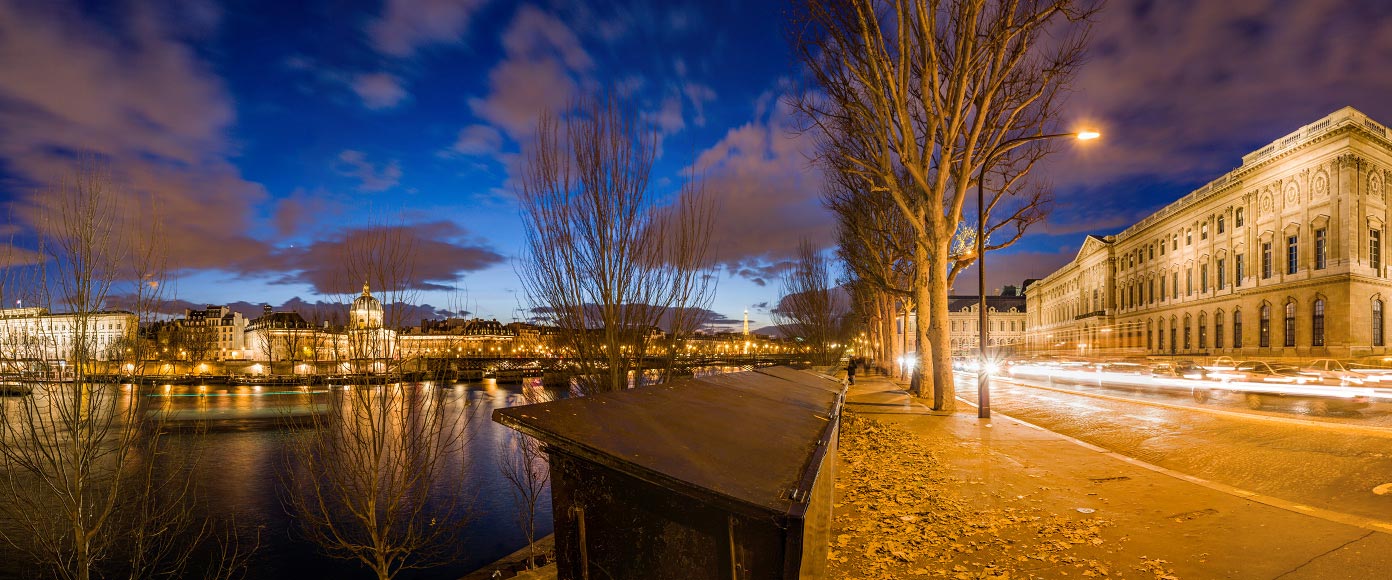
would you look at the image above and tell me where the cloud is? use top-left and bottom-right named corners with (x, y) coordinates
top-left (112, 296), bottom-right (467, 322)
top-left (367, 0), bottom-right (488, 57)
top-left (468, 6), bottom-right (594, 142)
top-left (450, 124), bottom-right (504, 156)
top-left (272, 189), bottom-right (347, 237)
top-left (351, 72), bottom-right (408, 109)
top-left (0, 0), bottom-right (273, 272)
top-left (256, 221), bottom-right (506, 294)
top-left (949, 248), bottom-right (1079, 296)
top-left (683, 83), bottom-right (717, 127)
top-left (1053, 0), bottom-right (1392, 189)
top-left (335, 150), bottom-right (402, 192)
top-left (690, 92), bottom-right (835, 280)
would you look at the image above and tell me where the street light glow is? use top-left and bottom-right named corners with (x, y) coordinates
top-left (1077, 130), bottom-right (1101, 140)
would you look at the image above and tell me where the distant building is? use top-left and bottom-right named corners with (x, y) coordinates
top-left (895, 286), bottom-right (1029, 360)
top-left (179, 305), bottom-right (248, 360)
top-left (0, 306), bottom-right (137, 370)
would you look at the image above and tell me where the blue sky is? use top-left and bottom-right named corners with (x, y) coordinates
top-left (2, 0), bottom-right (1392, 329)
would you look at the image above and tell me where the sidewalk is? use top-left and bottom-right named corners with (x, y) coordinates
top-left (834, 375), bottom-right (1391, 579)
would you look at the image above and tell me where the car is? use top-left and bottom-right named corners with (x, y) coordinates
top-left (1204, 360), bottom-right (1371, 414)
top-left (1300, 359), bottom-right (1372, 385)
top-left (1151, 361), bottom-right (1207, 380)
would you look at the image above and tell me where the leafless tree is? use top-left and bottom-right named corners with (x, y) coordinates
top-left (517, 96), bottom-right (716, 394)
top-left (0, 160), bottom-right (248, 580)
top-left (496, 387), bottom-right (551, 570)
top-left (773, 240), bottom-right (851, 366)
top-left (282, 222), bottom-right (474, 580)
top-left (825, 164), bottom-right (918, 380)
top-left (792, 0), bottom-right (1098, 409)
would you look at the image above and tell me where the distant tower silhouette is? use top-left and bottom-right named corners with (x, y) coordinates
top-left (743, 309), bottom-right (749, 337)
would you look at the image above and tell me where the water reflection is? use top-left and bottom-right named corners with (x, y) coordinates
top-left (0, 379), bottom-right (564, 580)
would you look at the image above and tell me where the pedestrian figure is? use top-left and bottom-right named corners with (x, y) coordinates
top-left (846, 358), bottom-right (858, 385)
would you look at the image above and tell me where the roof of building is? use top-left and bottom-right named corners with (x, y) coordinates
top-left (946, 295), bottom-right (1027, 312)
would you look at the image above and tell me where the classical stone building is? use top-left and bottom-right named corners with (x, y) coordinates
top-left (1026, 107), bottom-right (1392, 360)
top-left (896, 286), bottom-right (1029, 362)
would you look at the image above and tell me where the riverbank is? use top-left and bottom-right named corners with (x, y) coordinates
top-left (458, 535), bottom-right (555, 580)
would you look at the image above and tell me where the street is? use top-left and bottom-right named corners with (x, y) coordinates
top-left (972, 372), bottom-right (1392, 530)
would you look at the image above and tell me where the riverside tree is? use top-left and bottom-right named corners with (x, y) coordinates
top-left (281, 221), bottom-right (474, 580)
top-left (517, 96), bottom-right (715, 394)
top-left (0, 160), bottom-right (248, 580)
top-left (773, 239), bottom-right (852, 366)
top-left (792, 0), bottom-right (1097, 409)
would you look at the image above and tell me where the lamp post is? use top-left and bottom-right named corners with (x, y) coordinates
top-left (977, 130), bottom-right (1099, 419)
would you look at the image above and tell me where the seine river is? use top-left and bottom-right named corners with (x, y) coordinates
top-left (0, 380), bottom-right (560, 580)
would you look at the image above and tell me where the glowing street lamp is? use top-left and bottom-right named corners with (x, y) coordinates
top-left (977, 129), bottom-right (1101, 419)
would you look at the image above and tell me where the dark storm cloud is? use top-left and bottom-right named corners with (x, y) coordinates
top-left (252, 222), bottom-right (506, 295)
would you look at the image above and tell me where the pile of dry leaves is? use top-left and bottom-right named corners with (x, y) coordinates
top-left (828, 412), bottom-right (1179, 579)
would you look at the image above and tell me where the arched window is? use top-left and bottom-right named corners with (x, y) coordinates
top-left (1198, 312), bottom-right (1208, 349)
top-left (1169, 317), bottom-right (1178, 354)
top-left (1158, 319), bottom-right (1165, 350)
top-left (1312, 299), bottom-right (1325, 347)
top-left (1233, 309), bottom-right (1243, 349)
top-left (1375, 300), bottom-right (1385, 347)
top-left (1284, 301), bottom-right (1297, 347)
top-left (1092, 289), bottom-right (1099, 312)
top-left (1215, 311), bottom-right (1225, 349)
top-left (1183, 314), bottom-right (1192, 350)
top-left (1147, 320), bottom-right (1154, 350)
top-left (1259, 305), bottom-right (1271, 348)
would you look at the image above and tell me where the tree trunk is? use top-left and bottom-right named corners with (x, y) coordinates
top-left (928, 263), bottom-right (956, 412)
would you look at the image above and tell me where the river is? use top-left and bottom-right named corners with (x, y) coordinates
top-left (0, 379), bottom-right (559, 580)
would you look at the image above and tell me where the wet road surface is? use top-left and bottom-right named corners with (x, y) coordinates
top-left (961, 373), bottom-right (1392, 529)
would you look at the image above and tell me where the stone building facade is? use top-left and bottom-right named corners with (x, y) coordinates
top-left (1026, 107), bottom-right (1392, 360)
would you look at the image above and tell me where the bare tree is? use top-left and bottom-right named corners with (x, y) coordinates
top-left (825, 165), bottom-right (918, 379)
top-left (496, 385), bottom-right (551, 570)
top-left (282, 222), bottom-right (474, 580)
top-left (0, 161), bottom-right (247, 580)
top-left (773, 240), bottom-right (851, 366)
top-left (792, 0), bottom-right (1097, 409)
top-left (517, 96), bottom-right (716, 394)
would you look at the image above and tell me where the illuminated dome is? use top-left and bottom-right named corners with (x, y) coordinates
top-left (352, 282), bottom-right (383, 328)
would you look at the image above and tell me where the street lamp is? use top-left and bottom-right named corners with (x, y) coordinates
top-left (977, 129), bottom-right (1100, 419)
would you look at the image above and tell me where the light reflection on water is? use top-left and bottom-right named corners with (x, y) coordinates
top-left (0, 380), bottom-right (562, 580)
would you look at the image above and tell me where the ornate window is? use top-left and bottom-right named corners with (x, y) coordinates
top-left (1262, 242), bottom-right (1272, 279)
top-left (1158, 319), bottom-right (1165, 350)
top-left (1184, 315), bottom-right (1192, 350)
top-left (1373, 229), bottom-right (1382, 275)
top-left (1186, 229), bottom-right (1193, 246)
top-left (1315, 229), bottom-right (1326, 270)
top-left (1234, 309), bottom-right (1243, 349)
top-left (1218, 215), bottom-right (1225, 234)
top-left (1201, 264), bottom-right (1209, 293)
top-left (1284, 301), bottom-right (1296, 347)
top-left (1236, 207), bottom-right (1244, 227)
top-left (1215, 311), bottom-right (1225, 349)
top-left (1313, 299), bottom-right (1325, 347)
top-left (1376, 300), bottom-right (1385, 347)
top-left (1236, 254), bottom-right (1245, 287)
top-left (1186, 268), bottom-right (1193, 296)
top-left (1198, 312), bottom-right (1208, 349)
top-left (1217, 257), bottom-right (1226, 290)
top-left (1172, 272), bottom-right (1179, 299)
top-left (1259, 304), bottom-right (1271, 348)
top-left (1287, 235), bottom-right (1299, 275)
top-left (1202, 223), bottom-right (1209, 240)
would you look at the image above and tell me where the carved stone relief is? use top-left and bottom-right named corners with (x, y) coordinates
top-left (1372, 170), bottom-right (1384, 201)
top-left (1313, 170), bottom-right (1329, 197)
top-left (1284, 182), bottom-right (1299, 205)
top-left (1260, 191), bottom-right (1274, 214)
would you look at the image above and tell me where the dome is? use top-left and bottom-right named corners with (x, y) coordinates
top-left (352, 282), bottom-right (384, 328)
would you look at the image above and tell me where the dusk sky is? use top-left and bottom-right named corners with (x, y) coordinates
top-left (2, 0), bottom-right (1391, 329)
